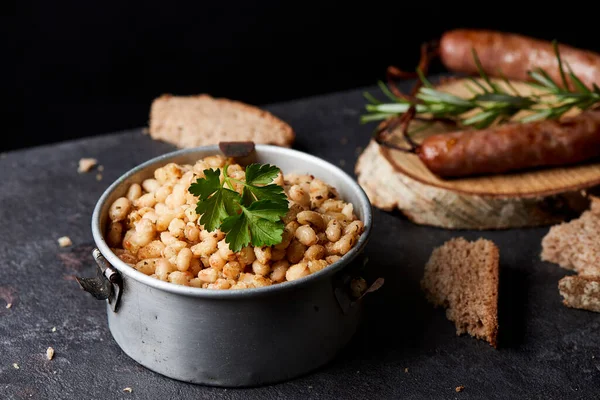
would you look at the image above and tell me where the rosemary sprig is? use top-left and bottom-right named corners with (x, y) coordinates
top-left (362, 40), bottom-right (600, 129)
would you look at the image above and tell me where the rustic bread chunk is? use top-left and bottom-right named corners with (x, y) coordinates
top-left (558, 275), bottom-right (600, 313)
top-left (540, 196), bottom-right (600, 277)
top-left (149, 94), bottom-right (295, 148)
top-left (421, 237), bottom-right (499, 348)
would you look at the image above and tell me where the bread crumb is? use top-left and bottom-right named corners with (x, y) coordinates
top-left (340, 137), bottom-right (348, 145)
top-left (5, 303), bottom-right (11, 309)
top-left (97, 165), bottom-right (104, 172)
top-left (123, 387), bottom-right (133, 393)
top-left (46, 347), bottom-right (54, 360)
top-left (456, 386), bottom-right (464, 392)
top-left (339, 159), bottom-right (346, 167)
top-left (96, 173), bottom-right (103, 181)
top-left (404, 368), bottom-right (409, 373)
top-left (355, 146), bottom-right (363, 155)
top-left (142, 127), bottom-right (149, 135)
top-left (58, 236), bottom-right (72, 247)
top-left (78, 158), bottom-right (97, 173)
top-left (12, 363), bottom-right (19, 369)
top-left (51, 327), bottom-right (56, 332)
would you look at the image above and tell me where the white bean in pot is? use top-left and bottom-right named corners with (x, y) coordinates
top-left (109, 197), bottom-right (131, 222)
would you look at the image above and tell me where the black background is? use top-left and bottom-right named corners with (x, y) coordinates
top-left (9, 2), bottom-right (600, 152)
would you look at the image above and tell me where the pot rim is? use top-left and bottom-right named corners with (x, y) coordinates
top-left (91, 144), bottom-right (373, 298)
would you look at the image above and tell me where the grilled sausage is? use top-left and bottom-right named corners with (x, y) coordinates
top-left (416, 110), bottom-right (600, 178)
top-left (440, 29), bottom-right (600, 89)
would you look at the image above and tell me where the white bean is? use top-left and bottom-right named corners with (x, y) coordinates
top-left (295, 225), bottom-right (317, 246)
top-left (142, 178), bottom-right (160, 193)
top-left (325, 219), bottom-right (342, 242)
top-left (252, 260), bottom-right (270, 276)
top-left (286, 262), bottom-right (310, 281)
top-left (176, 248), bottom-right (193, 271)
top-left (109, 197), bottom-right (131, 222)
top-left (296, 211), bottom-right (325, 231)
top-left (126, 183), bottom-right (142, 201)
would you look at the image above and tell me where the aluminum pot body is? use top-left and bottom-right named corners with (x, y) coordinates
top-left (90, 145), bottom-right (373, 387)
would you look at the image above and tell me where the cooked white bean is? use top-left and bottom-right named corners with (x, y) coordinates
top-left (176, 248), bottom-right (193, 271)
top-left (188, 258), bottom-right (202, 276)
top-left (332, 233), bottom-right (357, 255)
top-left (155, 259), bottom-right (176, 281)
top-left (288, 185), bottom-right (310, 208)
top-left (223, 261), bottom-right (242, 280)
top-left (341, 203), bottom-right (354, 220)
top-left (190, 236), bottom-right (218, 257)
top-left (326, 255), bottom-right (342, 265)
top-left (217, 240), bottom-right (235, 261)
top-left (109, 197), bottom-right (131, 222)
top-left (270, 260), bottom-right (289, 283)
top-left (155, 184), bottom-right (173, 203)
top-left (271, 248), bottom-right (286, 261)
top-left (134, 258), bottom-right (161, 275)
top-left (344, 220), bottom-right (364, 236)
top-left (197, 268), bottom-right (218, 283)
top-left (297, 211), bottom-right (325, 231)
top-left (252, 260), bottom-right (270, 276)
top-left (286, 239), bottom-right (307, 264)
top-left (295, 225), bottom-right (317, 246)
top-left (325, 219), bottom-right (342, 242)
top-left (286, 262), bottom-right (310, 281)
top-left (254, 247), bottom-right (271, 265)
top-left (142, 179), bottom-right (161, 193)
top-left (138, 240), bottom-right (165, 260)
top-left (135, 193), bottom-right (157, 208)
top-left (237, 246), bottom-right (256, 265)
top-left (308, 260), bottom-right (327, 274)
top-left (209, 252), bottom-right (226, 271)
top-left (168, 271), bottom-right (191, 286)
top-left (168, 218), bottom-right (186, 239)
top-left (304, 244), bottom-right (325, 261)
top-left (126, 183), bottom-right (142, 201)
top-left (184, 223), bottom-right (200, 242)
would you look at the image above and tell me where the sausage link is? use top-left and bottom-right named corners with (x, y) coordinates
top-left (440, 29), bottom-right (600, 89)
top-left (417, 110), bottom-right (600, 178)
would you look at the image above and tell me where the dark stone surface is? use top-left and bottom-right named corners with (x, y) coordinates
top-left (1, 82), bottom-right (599, 400)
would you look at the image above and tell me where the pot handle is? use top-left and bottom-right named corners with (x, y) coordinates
top-left (75, 248), bottom-right (123, 313)
top-left (333, 256), bottom-right (384, 315)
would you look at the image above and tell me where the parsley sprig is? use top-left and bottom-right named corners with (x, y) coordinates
top-left (362, 40), bottom-right (600, 129)
top-left (188, 163), bottom-right (289, 252)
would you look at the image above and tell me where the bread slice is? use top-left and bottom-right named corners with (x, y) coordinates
top-left (421, 237), bottom-right (499, 348)
top-left (540, 196), bottom-right (600, 278)
top-left (148, 94), bottom-right (295, 148)
top-left (558, 275), bottom-right (600, 313)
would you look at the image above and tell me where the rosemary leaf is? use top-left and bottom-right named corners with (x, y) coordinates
top-left (365, 103), bottom-right (428, 114)
top-left (471, 48), bottom-right (501, 93)
top-left (552, 40), bottom-right (570, 90)
top-left (363, 92), bottom-right (382, 104)
top-left (377, 81), bottom-right (400, 102)
top-left (359, 113), bottom-right (394, 124)
top-left (416, 67), bottom-right (433, 88)
top-left (418, 88), bottom-right (473, 107)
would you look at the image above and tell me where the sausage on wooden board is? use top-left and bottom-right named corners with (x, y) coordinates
top-left (439, 29), bottom-right (600, 89)
top-left (416, 110), bottom-right (600, 178)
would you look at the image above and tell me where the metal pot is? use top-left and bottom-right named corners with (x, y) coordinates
top-left (77, 144), bottom-right (376, 387)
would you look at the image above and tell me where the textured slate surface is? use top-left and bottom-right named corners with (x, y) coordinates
top-left (1, 82), bottom-right (599, 400)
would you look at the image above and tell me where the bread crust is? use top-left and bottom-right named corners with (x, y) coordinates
top-left (148, 94), bottom-right (295, 148)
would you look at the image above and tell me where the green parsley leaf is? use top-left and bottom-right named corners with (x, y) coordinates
top-left (189, 168), bottom-right (241, 232)
top-left (244, 163), bottom-right (280, 185)
top-left (238, 163), bottom-right (288, 208)
top-left (188, 162), bottom-right (289, 251)
top-left (220, 201), bottom-right (286, 252)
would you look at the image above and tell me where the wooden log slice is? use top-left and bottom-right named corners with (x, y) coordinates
top-left (355, 78), bottom-right (600, 229)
